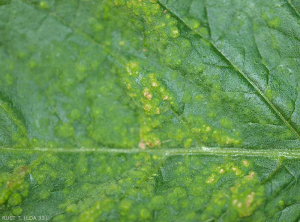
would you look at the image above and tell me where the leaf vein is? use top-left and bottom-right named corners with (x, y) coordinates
top-left (157, 0), bottom-right (300, 141)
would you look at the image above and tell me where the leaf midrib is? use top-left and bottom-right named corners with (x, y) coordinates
top-left (1, 147), bottom-right (300, 159)
top-left (157, 0), bottom-right (300, 142)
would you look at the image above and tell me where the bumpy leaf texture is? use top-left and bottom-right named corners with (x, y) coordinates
top-left (1, 0), bottom-right (300, 221)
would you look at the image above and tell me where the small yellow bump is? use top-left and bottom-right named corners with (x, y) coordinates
top-left (126, 61), bottom-right (139, 76)
top-left (245, 192), bottom-right (255, 208)
top-left (188, 18), bottom-right (200, 30)
top-left (129, 93), bottom-right (137, 98)
top-left (219, 168), bottom-right (225, 174)
top-left (155, 108), bottom-right (160, 114)
top-left (184, 138), bottom-right (193, 148)
top-left (242, 160), bottom-right (250, 167)
top-left (154, 139), bottom-right (161, 146)
top-left (192, 128), bottom-right (201, 133)
top-left (152, 81), bottom-right (158, 87)
top-left (206, 174), bottom-right (216, 184)
top-left (40, 1), bottom-right (49, 9)
top-left (144, 104), bottom-right (152, 112)
top-left (205, 126), bottom-right (211, 132)
top-left (170, 28), bottom-right (180, 38)
top-left (247, 172), bottom-right (255, 179)
top-left (232, 166), bottom-right (243, 176)
top-left (143, 88), bottom-right (153, 100)
top-left (268, 17), bottom-right (281, 28)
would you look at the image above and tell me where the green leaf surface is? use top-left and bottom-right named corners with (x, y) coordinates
top-left (0, 0), bottom-right (300, 221)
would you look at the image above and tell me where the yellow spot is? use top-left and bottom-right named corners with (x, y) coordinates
top-left (206, 174), bottom-right (215, 184)
top-left (242, 160), bottom-right (249, 167)
top-left (205, 126), bottom-right (211, 132)
top-left (170, 28), bottom-right (180, 38)
top-left (144, 104), bottom-right (152, 112)
top-left (129, 93), bottom-right (137, 98)
top-left (265, 88), bottom-right (274, 99)
top-left (232, 199), bottom-right (238, 205)
top-left (188, 18), bottom-right (200, 30)
top-left (192, 128), bottom-right (201, 133)
top-left (268, 17), bottom-right (281, 28)
top-left (246, 192), bottom-right (255, 207)
top-left (152, 82), bottom-right (158, 87)
top-left (219, 168), bottom-right (225, 174)
top-left (226, 137), bottom-right (232, 144)
top-left (40, 1), bottom-right (49, 9)
top-left (126, 61), bottom-right (139, 76)
top-left (154, 139), bottom-right (161, 146)
top-left (143, 88), bottom-right (153, 100)
top-left (119, 41), bottom-right (125, 46)
top-left (232, 166), bottom-right (242, 176)
top-left (155, 108), bottom-right (160, 114)
top-left (184, 138), bottom-right (193, 148)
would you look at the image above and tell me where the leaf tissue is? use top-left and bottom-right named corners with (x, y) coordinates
top-left (1, 0), bottom-right (300, 221)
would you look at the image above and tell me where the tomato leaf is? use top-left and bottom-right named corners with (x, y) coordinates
top-left (1, 0), bottom-right (300, 221)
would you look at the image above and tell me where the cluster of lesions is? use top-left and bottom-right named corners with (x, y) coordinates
top-left (123, 61), bottom-right (184, 148)
top-left (114, 0), bottom-right (242, 148)
top-left (123, 61), bottom-right (241, 148)
top-left (187, 115), bottom-right (241, 147)
top-left (157, 157), bottom-right (266, 221)
top-left (0, 152), bottom-right (119, 218)
top-left (202, 160), bottom-right (264, 219)
top-left (0, 153), bottom-right (89, 217)
top-left (0, 159), bottom-right (30, 216)
top-left (51, 153), bottom-right (161, 222)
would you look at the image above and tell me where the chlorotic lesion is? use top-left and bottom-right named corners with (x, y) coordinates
top-left (0, 164), bottom-right (30, 216)
top-left (200, 160), bottom-right (264, 220)
top-left (123, 62), bottom-right (176, 148)
top-left (113, 0), bottom-right (242, 149)
top-left (0, 152), bottom-right (268, 221)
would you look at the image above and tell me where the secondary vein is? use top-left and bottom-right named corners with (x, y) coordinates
top-left (157, 0), bottom-right (300, 142)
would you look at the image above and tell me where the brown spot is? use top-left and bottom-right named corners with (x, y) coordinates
top-left (139, 141), bottom-right (146, 149)
top-left (247, 172), bottom-right (255, 179)
top-left (146, 141), bottom-right (153, 147)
